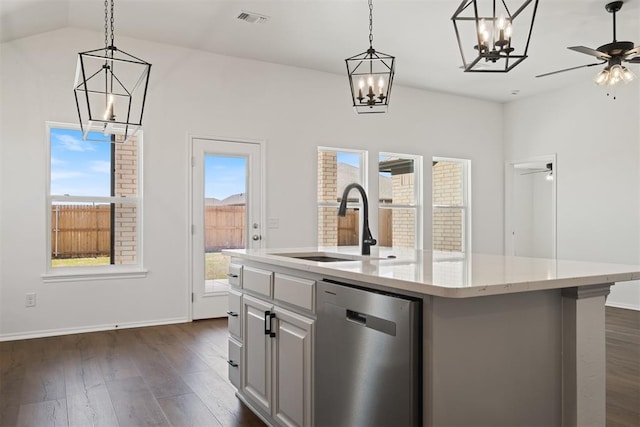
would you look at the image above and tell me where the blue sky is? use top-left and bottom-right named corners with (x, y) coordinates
top-left (205, 155), bottom-right (246, 200)
top-left (50, 128), bottom-right (112, 197)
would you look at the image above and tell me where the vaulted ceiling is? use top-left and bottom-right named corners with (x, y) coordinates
top-left (1, 0), bottom-right (639, 102)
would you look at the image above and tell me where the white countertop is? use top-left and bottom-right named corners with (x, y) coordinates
top-left (223, 246), bottom-right (640, 298)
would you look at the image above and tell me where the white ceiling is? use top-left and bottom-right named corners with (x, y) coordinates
top-left (1, 0), bottom-right (639, 102)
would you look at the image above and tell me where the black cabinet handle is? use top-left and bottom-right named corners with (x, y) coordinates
top-left (227, 360), bottom-right (238, 367)
top-left (264, 310), bottom-right (276, 338)
top-left (227, 273), bottom-right (238, 278)
top-left (226, 311), bottom-right (238, 317)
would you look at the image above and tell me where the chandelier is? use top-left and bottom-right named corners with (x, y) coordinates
top-left (74, 0), bottom-right (151, 142)
top-left (345, 0), bottom-right (395, 114)
top-left (452, 0), bottom-right (539, 72)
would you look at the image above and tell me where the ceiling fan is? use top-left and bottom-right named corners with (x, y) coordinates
top-left (536, 1), bottom-right (639, 85)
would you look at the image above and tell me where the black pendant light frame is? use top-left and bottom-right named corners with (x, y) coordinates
top-left (346, 0), bottom-right (395, 114)
top-left (74, 0), bottom-right (151, 142)
top-left (452, 0), bottom-right (539, 73)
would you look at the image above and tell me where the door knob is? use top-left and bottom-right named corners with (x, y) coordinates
top-left (252, 234), bottom-right (261, 241)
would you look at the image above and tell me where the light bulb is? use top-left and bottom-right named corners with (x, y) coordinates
top-left (497, 15), bottom-right (506, 30)
top-left (478, 19), bottom-right (486, 33)
top-left (481, 30), bottom-right (489, 43)
top-left (621, 66), bottom-right (636, 83)
top-left (359, 78), bottom-right (365, 89)
top-left (505, 23), bottom-right (513, 39)
top-left (378, 77), bottom-right (384, 92)
top-left (610, 64), bottom-right (623, 80)
top-left (594, 69), bottom-right (609, 86)
top-left (103, 94), bottom-right (115, 120)
top-left (367, 76), bottom-right (374, 87)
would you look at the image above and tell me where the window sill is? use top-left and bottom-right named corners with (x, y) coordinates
top-left (42, 267), bottom-right (148, 283)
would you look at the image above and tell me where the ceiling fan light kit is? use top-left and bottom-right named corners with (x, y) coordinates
top-left (536, 1), bottom-right (638, 88)
top-left (346, 0), bottom-right (395, 114)
top-left (74, 0), bottom-right (151, 143)
top-left (451, 0), bottom-right (539, 72)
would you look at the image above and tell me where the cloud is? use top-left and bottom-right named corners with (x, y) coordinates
top-left (90, 161), bottom-right (111, 174)
top-left (53, 134), bottom-right (95, 152)
top-left (51, 171), bottom-right (86, 181)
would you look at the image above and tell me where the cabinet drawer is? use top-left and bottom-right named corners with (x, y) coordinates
top-left (243, 266), bottom-right (273, 297)
top-left (274, 273), bottom-right (315, 311)
top-left (228, 289), bottom-right (242, 339)
top-left (228, 338), bottom-right (241, 389)
top-left (227, 263), bottom-right (242, 288)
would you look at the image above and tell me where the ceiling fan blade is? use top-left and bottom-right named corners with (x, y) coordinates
top-left (536, 61), bottom-right (606, 78)
top-left (624, 46), bottom-right (640, 57)
top-left (568, 46), bottom-right (611, 60)
top-left (624, 46), bottom-right (640, 62)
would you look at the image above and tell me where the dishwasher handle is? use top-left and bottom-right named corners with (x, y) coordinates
top-left (346, 309), bottom-right (367, 326)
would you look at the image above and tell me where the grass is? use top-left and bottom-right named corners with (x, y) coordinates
top-left (51, 253), bottom-right (230, 280)
top-left (206, 252), bottom-right (231, 280)
top-left (51, 257), bottom-right (110, 267)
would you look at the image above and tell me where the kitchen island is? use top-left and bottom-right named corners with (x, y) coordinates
top-left (223, 246), bottom-right (640, 427)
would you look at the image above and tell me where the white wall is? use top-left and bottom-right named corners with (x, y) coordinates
top-left (504, 79), bottom-right (640, 310)
top-left (0, 28), bottom-right (505, 338)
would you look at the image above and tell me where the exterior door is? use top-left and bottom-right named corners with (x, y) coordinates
top-left (191, 137), bottom-right (263, 319)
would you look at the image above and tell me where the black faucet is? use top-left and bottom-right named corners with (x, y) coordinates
top-left (338, 183), bottom-right (377, 255)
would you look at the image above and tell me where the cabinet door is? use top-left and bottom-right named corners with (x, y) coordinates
top-left (273, 307), bottom-right (314, 427)
top-left (242, 294), bottom-right (273, 413)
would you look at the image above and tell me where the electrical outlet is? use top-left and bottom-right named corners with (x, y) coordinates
top-left (25, 292), bottom-right (36, 307)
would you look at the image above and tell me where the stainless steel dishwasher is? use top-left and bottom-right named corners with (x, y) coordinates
top-left (315, 279), bottom-right (421, 427)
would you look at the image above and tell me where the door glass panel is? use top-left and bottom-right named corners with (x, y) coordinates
top-left (204, 155), bottom-right (247, 294)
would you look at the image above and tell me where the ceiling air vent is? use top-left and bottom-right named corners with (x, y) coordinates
top-left (237, 11), bottom-right (269, 24)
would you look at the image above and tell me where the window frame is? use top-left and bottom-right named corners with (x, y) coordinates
top-left (317, 147), bottom-right (368, 247)
top-left (378, 152), bottom-right (424, 250)
top-left (42, 121), bottom-right (146, 282)
top-left (432, 156), bottom-right (471, 254)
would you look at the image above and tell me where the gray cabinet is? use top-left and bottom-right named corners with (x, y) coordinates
top-left (228, 262), bottom-right (315, 427)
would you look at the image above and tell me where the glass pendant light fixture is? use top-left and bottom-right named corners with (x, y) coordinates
top-left (74, 0), bottom-right (151, 143)
top-left (346, 0), bottom-right (395, 114)
top-left (452, 0), bottom-right (539, 72)
top-left (594, 62), bottom-right (636, 86)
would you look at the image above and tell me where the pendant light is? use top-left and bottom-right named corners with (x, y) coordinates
top-left (74, 0), bottom-right (151, 143)
top-left (346, 0), bottom-right (395, 114)
top-left (452, 0), bottom-right (539, 72)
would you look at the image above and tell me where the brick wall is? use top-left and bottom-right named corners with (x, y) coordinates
top-left (318, 151), bottom-right (338, 246)
top-left (433, 162), bottom-right (463, 252)
top-left (391, 173), bottom-right (415, 248)
top-left (114, 135), bottom-right (138, 264)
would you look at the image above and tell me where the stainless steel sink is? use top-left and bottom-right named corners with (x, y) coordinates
top-left (273, 252), bottom-right (381, 262)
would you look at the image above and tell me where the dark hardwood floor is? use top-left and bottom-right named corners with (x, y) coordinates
top-left (1, 307), bottom-right (638, 427)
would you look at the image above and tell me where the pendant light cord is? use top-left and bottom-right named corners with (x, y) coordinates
top-left (368, 0), bottom-right (373, 49)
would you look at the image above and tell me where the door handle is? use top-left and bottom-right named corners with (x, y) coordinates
top-left (264, 310), bottom-right (276, 337)
top-left (226, 311), bottom-right (238, 317)
top-left (227, 273), bottom-right (239, 278)
top-left (227, 360), bottom-right (238, 367)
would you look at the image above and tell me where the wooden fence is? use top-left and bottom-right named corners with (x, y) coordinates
top-left (338, 209), bottom-right (392, 247)
top-left (51, 204), bottom-right (111, 258)
top-left (52, 204), bottom-right (247, 258)
top-left (205, 205), bottom-right (246, 252)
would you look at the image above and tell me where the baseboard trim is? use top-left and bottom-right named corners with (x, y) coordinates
top-left (606, 301), bottom-right (640, 311)
top-left (0, 317), bottom-right (190, 342)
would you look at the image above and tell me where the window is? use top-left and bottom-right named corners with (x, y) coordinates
top-left (378, 153), bottom-right (423, 249)
top-left (432, 157), bottom-right (470, 253)
top-left (317, 148), bottom-right (366, 247)
top-left (46, 123), bottom-right (142, 275)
